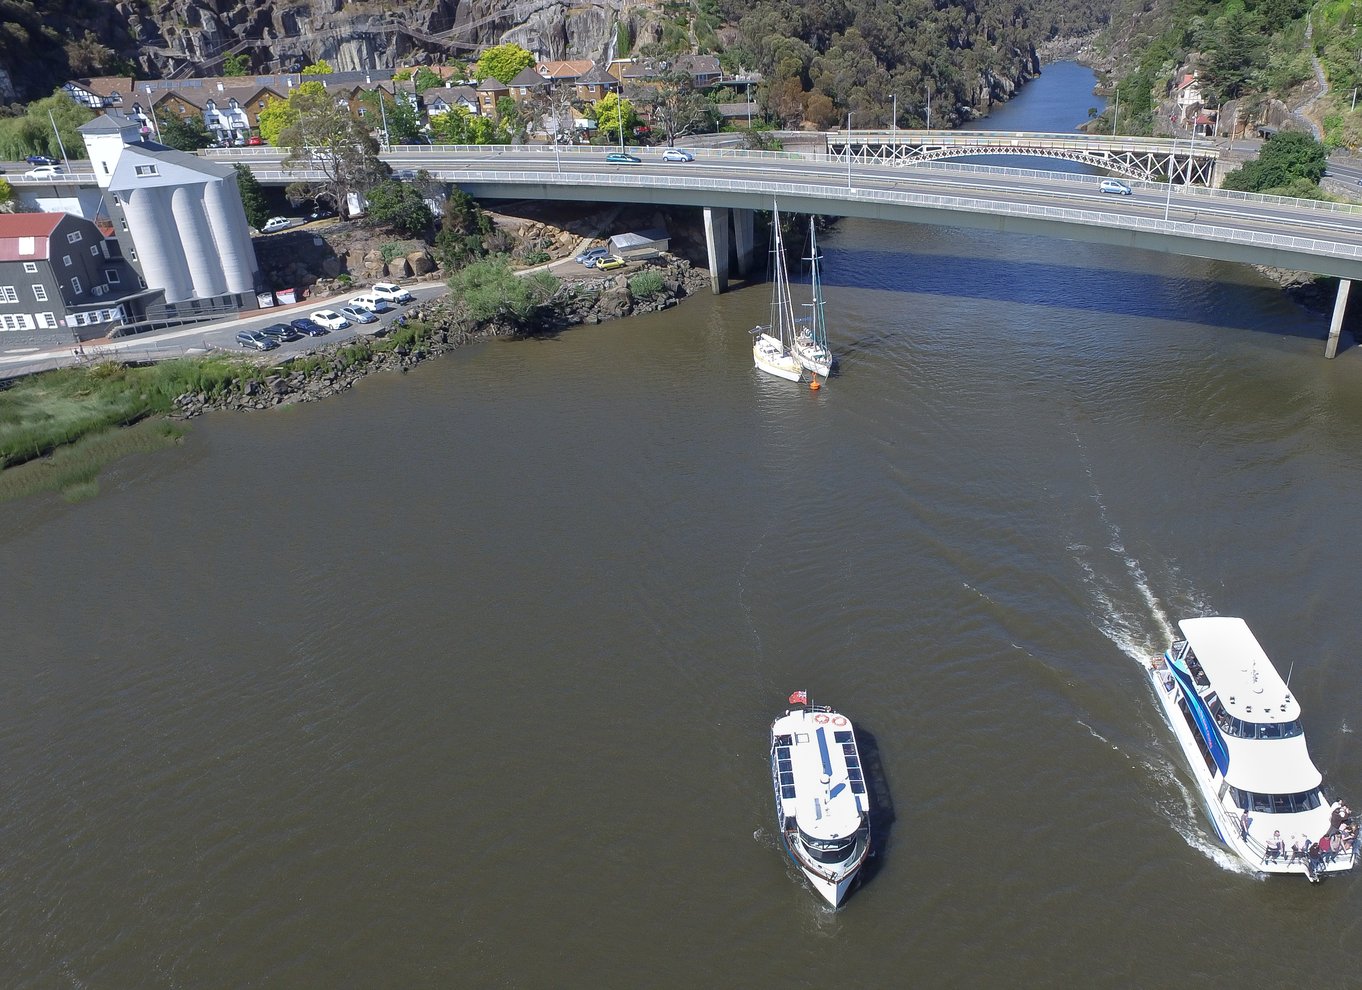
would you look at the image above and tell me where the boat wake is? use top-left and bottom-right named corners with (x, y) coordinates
top-left (1143, 758), bottom-right (1262, 878)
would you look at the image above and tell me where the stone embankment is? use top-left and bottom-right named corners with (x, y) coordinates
top-left (170, 255), bottom-right (709, 418)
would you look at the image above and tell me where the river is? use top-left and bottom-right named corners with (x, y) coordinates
top-left (5, 63), bottom-right (1362, 989)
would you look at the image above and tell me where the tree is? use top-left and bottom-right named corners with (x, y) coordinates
top-left (65, 31), bottom-right (114, 76)
top-left (256, 93), bottom-right (298, 147)
top-left (435, 188), bottom-right (492, 270)
top-left (360, 89), bottom-right (422, 144)
top-left (446, 255), bottom-right (559, 326)
top-left (476, 43), bottom-right (535, 85)
top-left (413, 67), bottom-right (443, 94)
top-left (592, 92), bottom-right (638, 143)
top-left (365, 179), bottom-right (434, 236)
top-left (628, 69), bottom-right (718, 145)
top-left (234, 164), bottom-right (269, 229)
top-left (223, 53), bottom-right (250, 77)
top-left (302, 60), bottom-right (333, 76)
top-left (0, 91), bottom-right (94, 160)
top-left (0, 177), bottom-right (15, 212)
top-left (1221, 131), bottom-right (1329, 192)
top-left (277, 82), bottom-right (390, 215)
top-left (155, 109), bottom-right (213, 151)
top-left (428, 106), bottom-right (504, 144)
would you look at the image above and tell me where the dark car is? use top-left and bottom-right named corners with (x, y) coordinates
top-left (307, 207), bottom-right (336, 221)
top-left (236, 329), bottom-right (279, 351)
top-left (260, 322), bottom-right (303, 343)
top-left (605, 152), bottom-right (641, 164)
top-left (25, 154), bottom-right (57, 166)
top-left (290, 317), bottom-right (329, 336)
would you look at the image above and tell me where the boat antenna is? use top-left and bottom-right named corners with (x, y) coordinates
top-left (1285, 659), bottom-right (1294, 691)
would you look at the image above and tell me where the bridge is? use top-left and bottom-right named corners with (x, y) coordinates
top-left (822, 130), bottom-right (1220, 185)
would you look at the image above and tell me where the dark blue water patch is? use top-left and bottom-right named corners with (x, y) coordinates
top-left (790, 247), bottom-right (1329, 340)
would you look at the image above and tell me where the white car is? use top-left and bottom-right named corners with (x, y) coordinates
top-left (661, 148), bottom-right (695, 163)
top-left (25, 165), bottom-right (62, 179)
top-left (349, 294), bottom-right (395, 314)
top-left (310, 309), bottom-right (350, 330)
top-left (261, 216), bottom-right (296, 233)
top-left (370, 282), bottom-right (414, 304)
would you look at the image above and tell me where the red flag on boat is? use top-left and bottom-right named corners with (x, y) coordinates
top-left (788, 690), bottom-right (808, 705)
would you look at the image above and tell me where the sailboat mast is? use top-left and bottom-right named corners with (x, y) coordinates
top-left (807, 218), bottom-right (827, 350)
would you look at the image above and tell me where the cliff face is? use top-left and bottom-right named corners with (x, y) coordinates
top-left (1, 0), bottom-right (638, 99)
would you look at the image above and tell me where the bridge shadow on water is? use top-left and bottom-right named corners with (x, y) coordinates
top-left (852, 725), bottom-right (895, 896)
top-left (791, 247), bottom-right (1340, 344)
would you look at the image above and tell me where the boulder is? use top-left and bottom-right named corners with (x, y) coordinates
top-left (407, 250), bottom-right (436, 276)
top-left (597, 286), bottom-right (633, 319)
top-left (387, 256), bottom-right (413, 278)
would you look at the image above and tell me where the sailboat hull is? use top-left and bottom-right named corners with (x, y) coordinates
top-left (792, 339), bottom-right (832, 378)
top-left (754, 333), bottom-right (803, 382)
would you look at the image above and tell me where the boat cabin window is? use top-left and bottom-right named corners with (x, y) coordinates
top-left (1229, 786), bottom-right (1323, 815)
top-left (798, 829), bottom-right (854, 864)
top-left (1213, 712), bottom-right (1304, 740)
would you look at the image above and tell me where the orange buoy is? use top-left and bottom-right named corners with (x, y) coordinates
top-left (810, 378), bottom-right (821, 391)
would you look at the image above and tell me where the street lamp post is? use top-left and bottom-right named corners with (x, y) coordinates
top-left (847, 112), bottom-right (853, 188)
top-left (1163, 137), bottom-right (1178, 222)
top-left (1111, 89), bottom-right (1119, 137)
top-left (891, 93), bottom-right (896, 144)
top-left (926, 85), bottom-right (932, 130)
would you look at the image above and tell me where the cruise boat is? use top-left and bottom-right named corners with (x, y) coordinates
top-left (770, 694), bottom-right (872, 905)
top-left (1147, 617), bottom-right (1355, 879)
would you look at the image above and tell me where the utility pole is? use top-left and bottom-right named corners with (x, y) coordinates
top-left (47, 110), bottom-right (71, 171)
top-left (1111, 90), bottom-right (1119, 137)
top-left (926, 85), bottom-right (932, 130)
top-left (891, 93), bottom-right (896, 144)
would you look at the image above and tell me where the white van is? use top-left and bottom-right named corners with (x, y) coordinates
top-left (1099, 178), bottom-right (1133, 196)
top-left (370, 282), bottom-right (414, 304)
top-left (349, 293), bottom-right (395, 314)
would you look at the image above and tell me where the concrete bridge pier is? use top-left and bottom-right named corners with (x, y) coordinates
top-left (1326, 278), bottom-right (1352, 359)
top-left (704, 206), bottom-right (731, 294)
top-left (732, 208), bottom-right (755, 275)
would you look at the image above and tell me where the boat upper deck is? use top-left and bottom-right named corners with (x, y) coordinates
top-left (1179, 617), bottom-right (1301, 723)
top-left (772, 709), bottom-right (867, 842)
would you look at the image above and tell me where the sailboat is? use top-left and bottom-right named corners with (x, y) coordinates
top-left (750, 204), bottom-right (804, 382)
top-left (793, 218), bottom-right (834, 378)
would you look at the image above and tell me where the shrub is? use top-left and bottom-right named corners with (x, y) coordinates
top-left (629, 270), bottom-right (665, 297)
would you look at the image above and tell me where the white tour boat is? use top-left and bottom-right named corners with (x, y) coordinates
top-left (1147, 617), bottom-right (1355, 880)
top-left (770, 695), bottom-right (872, 905)
top-left (750, 205), bottom-right (804, 383)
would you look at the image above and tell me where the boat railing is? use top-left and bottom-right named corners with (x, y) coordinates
top-left (1225, 806), bottom-right (1359, 871)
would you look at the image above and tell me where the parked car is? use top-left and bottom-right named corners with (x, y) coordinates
top-left (575, 246), bottom-right (610, 266)
top-left (595, 255), bottom-right (627, 271)
top-left (261, 216), bottom-right (295, 233)
top-left (246, 136), bottom-right (264, 146)
top-left (236, 329), bottom-right (279, 351)
top-left (290, 317), bottom-right (329, 336)
top-left (662, 148), bottom-right (695, 163)
top-left (1098, 178), bottom-right (1132, 196)
top-left (311, 309), bottom-right (350, 330)
top-left (24, 165), bottom-right (62, 179)
top-left (306, 207), bottom-right (336, 221)
top-left (349, 294), bottom-right (394, 314)
top-left (395, 168), bottom-right (418, 180)
top-left (25, 154), bottom-right (57, 166)
top-left (260, 322), bottom-right (302, 343)
top-left (370, 282), bottom-right (414, 304)
top-left (340, 305), bottom-right (379, 325)
top-left (605, 152), bottom-right (641, 164)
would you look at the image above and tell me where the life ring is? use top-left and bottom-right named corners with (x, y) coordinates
top-left (831, 716), bottom-right (847, 727)
top-left (813, 713), bottom-right (830, 724)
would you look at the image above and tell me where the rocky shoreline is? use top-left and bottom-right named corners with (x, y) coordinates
top-left (170, 256), bottom-right (711, 418)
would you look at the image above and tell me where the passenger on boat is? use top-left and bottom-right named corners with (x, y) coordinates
top-left (1329, 801), bottom-right (1352, 833)
top-left (1264, 831), bottom-right (1285, 863)
top-left (1336, 823), bottom-right (1356, 860)
top-left (1307, 841), bottom-right (1324, 875)
top-left (1319, 834), bottom-right (1335, 863)
top-left (1238, 809), bottom-right (1252, 840)
top-left (1289, 834), bottom-right (1307, 864)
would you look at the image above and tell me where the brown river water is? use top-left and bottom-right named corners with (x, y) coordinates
top-left (5, 65), bottom-right (1362, 988)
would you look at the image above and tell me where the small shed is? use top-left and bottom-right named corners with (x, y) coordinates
top-left (609, 228), bottom-right (670, 260)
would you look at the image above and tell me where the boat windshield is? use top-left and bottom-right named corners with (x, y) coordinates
top-left (1230, 786), bottom-right (1324, 815)
top-left (1206, 692), bottom-right (1303, 739)
top-left (798, 829), bottom-right (855, 864)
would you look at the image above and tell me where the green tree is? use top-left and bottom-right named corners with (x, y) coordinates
top-left (428, 106), bottom-right (504, 144)
top-left (627, 69), bottom-right (719, 144)
top-left (223, 53), bottom-right (250, 76)
top-left (0, 91), bottom-right (95, 160)
top-left (0, 177), bottom-right (15, 212)
top-left (365, 178), bottom-right (434, 236)
top-left (301, 60), bottom-right (333, 76)
top-left (277, 83), bottom-right (390, 216)
top-left (475, 43), bottom-right (535, 85)
top-left (360, 89), bottom-right (422, 144)
top-left (413, 67), bottom-right (443, 93)
top-left (592, 92), bottom-right (638, 143)
top-left (234, 164), bottom-right (269, 229)
top-left (446, 255), bottom-right (559, 325)
top-left (435, 188), bottom-right (492, 270)
top-left (155, 109), bottom-right (214, 151)
top-left (1221, 131), bottom-right (1329, 192)
top-left (256, 92), bottom-right (300, 147)
top-left (64, 30), bottom-right (114, 76)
